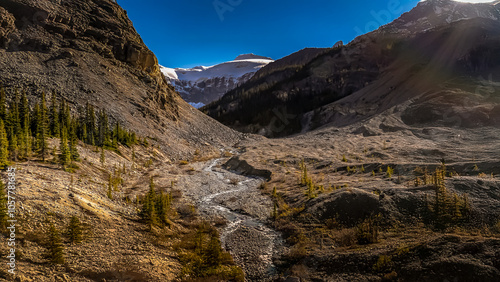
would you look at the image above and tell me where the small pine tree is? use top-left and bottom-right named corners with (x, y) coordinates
top-left (0, 85), bottom-right (5, 121)
top-left (356, 215), bottom-right (380, 244)
top-left (50, 93), bottom-right (60, 138)
top-left (69, 136), bottom-right (79, 161)
top-left (415, 177), bottom-right (422, 187)
top-left (66, 216), bottom-right (83, 244)
top-left (19, 90), bottom-right (29, 132)
top-left (100, 147), bottom-right (105, 166)
top-left (204, 232), bottom-right (223, 268)
top-left (272, 202), bottom-right (278, 219)
top-left (8, 134), bottom-right (18, 162)
top-left (156, 190), bottom-right (172, 226)
top-left (386, 166), bottom-right (394, 178)
top-left (9, 89), bottom-right (21, 139)
top-left (107, 174), bottom-right (113, 199)
top-left (0, 179), bottom-right (7, 231)
top-left (0, 119), bottom-right (9, 168)
top-left (46, 222), bottom-right (65, 264)
top-left (38, 92), bottom-right (49, 161)
top-left (59, 128), bottom-right (70, 168)
top-left (452, 193), bottom-right (462, 220)
top-left (140, 177), bottom-right (158, 229)
top-left (307, 180), bottom-right (316, 199)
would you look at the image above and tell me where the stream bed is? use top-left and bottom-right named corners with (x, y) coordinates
top-left (179, 158), bottom-right (285, 281)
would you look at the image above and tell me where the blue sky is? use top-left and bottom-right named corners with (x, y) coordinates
top-left (119, 0), bottom-right (425, 68)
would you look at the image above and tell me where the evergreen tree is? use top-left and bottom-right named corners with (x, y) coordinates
top-left (452, 193), bottom-right (462, 220)
top-left (59, 127), bottom-right (70, 168)
top-left (50, 93), bottom-right (60, 138)
top-left (8, 89), bottom-right (21, 138)
top-left (112, 122), bottom-right (119, 149)
top-left (18, 91), bottom-right (30, 160)
top-left (8, 134), bottom-right (18, 161)
top-left (31, 103), bottom-right (39, 139)
top-left (97, 110), bottom-right (108, 147)
top-left (63, 101), bottom-right (71, 134)
top-left (81, 123), bottom-right (87, 145)
top-left (19, 90), bottom-right (29, 132)
top-left (46, 222), bottom-right (65, 264)
top-left (20, 126), bottom-right (31, 160)
top-left (100, 147), bottom-right (105, 166)
top-left (0, 85), bottom-right (5, 121)
top-left (140, 177), bottom-right (158, 229)
top-left (66, 216), bottom-right (83, 244)
top-left (107, 174), bottom-right (113, 199)
top-left (68, 121), bottom-right (79, 161)
top-left (0, 179), bottom-right (8, 231)
top-left (0, 119), bottom-right (9, 168)
top-left (36, 93), bottom-right (49, 161)
top-left (204, 232), bottom-right (223, 268)
top-left (59, 99), bottom-right (71, 132)
top-left (85, 102), bottom-right (96, 146)
top-left (156, 190), bottom-right (172, 226)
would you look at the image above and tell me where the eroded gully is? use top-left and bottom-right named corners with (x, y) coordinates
top-left (178, 158), bottom-right (285, 281)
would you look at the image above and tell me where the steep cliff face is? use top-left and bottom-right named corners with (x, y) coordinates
top-left (0, 0), bottom-right (241, 158)
top-left (0, 0), bottom-right (170, 104)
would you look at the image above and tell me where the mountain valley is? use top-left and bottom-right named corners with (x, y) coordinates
top-left (0, 0), bottom-right (498, 281)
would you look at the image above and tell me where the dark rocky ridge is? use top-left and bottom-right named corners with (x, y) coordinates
top-left (0, 0), bottom-right (241, 158)
top-left (203, 0), bottom-right (500, 137)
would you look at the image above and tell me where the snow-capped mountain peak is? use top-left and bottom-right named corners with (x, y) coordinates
top-left (234, 53), bottom-right (273, 61)
top-left (160, 54), bottom-right (273, 108)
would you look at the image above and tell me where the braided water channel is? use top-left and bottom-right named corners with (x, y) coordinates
top-left (179, 158), bottom-right (285, 281)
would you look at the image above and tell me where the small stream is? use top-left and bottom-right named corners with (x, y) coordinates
top-left (180, 158), bottom-right (284, 281)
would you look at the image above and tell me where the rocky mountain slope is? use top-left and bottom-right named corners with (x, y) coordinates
top-left (0, 0), bottom-right (241, 159)
top-left (161, 54), bottom-right (273, 108)
top-left (383, 0), bottom-right (500, 35)
top-left (1, 0), bottom-right (499, 281)
top-left (202, 0), bottom-right (500, 137)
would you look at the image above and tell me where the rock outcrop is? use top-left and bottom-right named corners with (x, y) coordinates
top-left (223, 156), bottom-right (272, 180)
top-left (0, 0), bottom-right (241, 158)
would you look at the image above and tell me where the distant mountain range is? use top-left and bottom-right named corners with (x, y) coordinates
top-left (202, 0), bottom-right (500, 137)
top-left (160, 54), bottom-right (273, 108)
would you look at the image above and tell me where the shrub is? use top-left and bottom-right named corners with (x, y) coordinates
top-left (177, 222), bottom-right (244, 281)
top-left (491, 221), bottom-right (500, 234)
top-left (334, 228), bottom-right (357, 247)
top-left (373, 255), bottom-right (392, 272)
top-left (325, 217), bottom-right (341, 230)
top-left (356, 215), bottom-right (380, 245)
top-left (139, 177), bottom-right (174, 229)
top-left (386, 166), bottom-right (394, 178)
top-left (45, 222), bottom-right (65, 264)
top-left (423, 167), bottom-right (471, 229)
top-left (66, 216), bottom-right (83, 244)
top-left (382, 271), bottom-right (398, 281)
